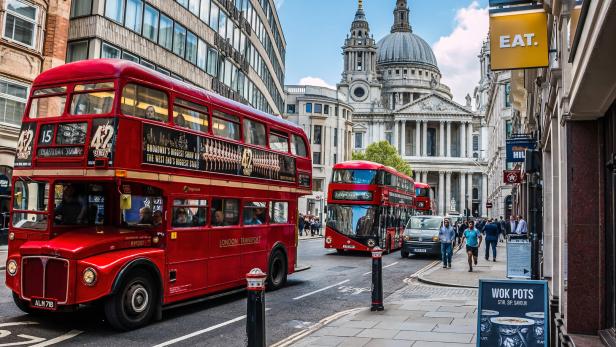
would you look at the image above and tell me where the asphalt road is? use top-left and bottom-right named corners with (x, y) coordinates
top-left (0, 239), bottom-right (435, 346)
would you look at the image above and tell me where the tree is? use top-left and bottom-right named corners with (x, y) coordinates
top-left (352, 141), bottom-right (413, 177)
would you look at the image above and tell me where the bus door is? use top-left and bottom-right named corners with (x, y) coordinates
top-left (208, 198), bottom-right (243, 287)
top-left (240, 201), bottom-right (269, 275)
top-left (165, 197), bottom-right (209, 296)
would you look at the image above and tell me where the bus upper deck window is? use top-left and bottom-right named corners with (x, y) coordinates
top-left (121, 83), bottom-right (169, 122)
top-left (212, 110), bottom-right (240, 141)
top-left (291, 134), bottom-right (307, 157)
top-left (173, 98), bottom-right (209, 133)
top-left (243, 118), bottom-right (266, 146)
top-left (29, 87), bottom-right (67, 119)
top-left (70, 82), bottom-right (115, 115)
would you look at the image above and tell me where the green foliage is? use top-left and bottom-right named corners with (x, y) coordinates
top-left (352, 141), bottom-right (413, 177)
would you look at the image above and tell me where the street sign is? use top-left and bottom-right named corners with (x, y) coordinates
top-left (506, 136), bottom-right (536, 163)
top-left (507, 239), bottom-right (531, 279)
top-left (478, 279), bottom-right (549, 347)
top-left (503, 170), bottom-right (522, 184)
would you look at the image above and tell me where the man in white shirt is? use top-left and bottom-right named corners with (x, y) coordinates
top-left (515, 215), bottom-right (528, 234)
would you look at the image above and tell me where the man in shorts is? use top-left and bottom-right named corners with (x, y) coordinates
top-left (461, 220), bottom-right (482, 272)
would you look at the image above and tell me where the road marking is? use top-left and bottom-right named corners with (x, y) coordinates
top-left (0, 322), bottom-right (38, 328)
top-left (28, 330), bottom-right (83, 347)
top-left (0, 334), bottom-right (45, 346)
top-left (152, 315), bottom-right (246, 347)
top-left (362, 261), bottom-right (399, 276)
top-left (292, 279), bottom-right (350, 300)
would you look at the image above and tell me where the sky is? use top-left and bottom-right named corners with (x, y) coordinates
top-left (277, 0), bottom-right (489, 104)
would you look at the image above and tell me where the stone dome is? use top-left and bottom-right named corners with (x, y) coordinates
top-left (377, 32), bottom-right (438, 68)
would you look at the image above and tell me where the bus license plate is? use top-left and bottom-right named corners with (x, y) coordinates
top-left (31, 298), bottom-right (57, 311)
top-left (413, 249), bottom-right (427, 253)
top-left (342, 245), bottom-right (356, 249)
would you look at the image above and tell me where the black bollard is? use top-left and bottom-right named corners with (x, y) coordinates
top-left (246, 268), bottom-right (267, 347)
top-left (371, 246), bottom-right (384, 311)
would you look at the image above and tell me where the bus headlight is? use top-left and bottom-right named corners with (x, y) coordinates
top-left (6, 260), bottom-right (17, 276)
top-left (325, 236), bottom-right (332, 244)
top-left (8, 232), bottom-right (14, 241)
top-left (82, 268), bottom-right (97, 286)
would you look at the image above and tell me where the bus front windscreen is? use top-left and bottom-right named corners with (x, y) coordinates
top-left (332, 169), bottom-right (377, 184)
top-left (327, 204), bottom-right (377, 237)
top-left (415, 188), bottom-right (430, 197)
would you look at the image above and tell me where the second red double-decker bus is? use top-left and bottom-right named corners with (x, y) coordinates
top-left (324, 161), bottom-right (415, 254)
top-left (4, 59), bottom-right (312, 330)
top-left (414, 182), bottom-right (436, 215)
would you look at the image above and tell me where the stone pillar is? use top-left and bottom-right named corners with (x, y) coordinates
top-left (467, 122), bottom-right (474, 158)
top-left (439, 121), bottom-right (445, 157)
top-left (445, 171), bottom-right (452, 214)
top-left (400, 121), bottom-right (406, 156)
top-left (481, 174), bottom-right (488, 217)
top-left (446, 121), bottom-right (452, 157)
top-left (438, 171), bottom-right (445, 215)
top-left (460, 122), bottom-right (467, 158)
top-left (415, 120), bottom-right (421, 156)
top-left (460, 173), bottom-right (466, 215)
top-left (467, 173), bottom-right (473, 217)
top-left (394, 120), bottom-right (399, 150)
top-left (422, 121), bottom-right (428, 157)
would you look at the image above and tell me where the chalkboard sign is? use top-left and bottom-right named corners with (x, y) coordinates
top-left (507, 239), bottom-right (532, 279)
top-left (478, 279), bottom-right (548, 347)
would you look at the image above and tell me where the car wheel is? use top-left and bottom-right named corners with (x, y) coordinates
top-left (266, 250), bottom-right (287, 291)
top-left (104, 269), bottom-right (158, 331)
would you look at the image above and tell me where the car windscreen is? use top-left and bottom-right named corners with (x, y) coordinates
top-left (407, 217), bottom-right (442, 230)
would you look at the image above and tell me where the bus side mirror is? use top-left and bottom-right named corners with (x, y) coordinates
top-left (120, 194), bottom-right (132, 210)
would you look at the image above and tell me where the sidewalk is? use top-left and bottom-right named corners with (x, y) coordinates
top-left (0, 244), bottom-right (7, 271)
top-left (300, 234), bottom-right (323, 241)
top-left (280, 243), bottom-right (508, 347)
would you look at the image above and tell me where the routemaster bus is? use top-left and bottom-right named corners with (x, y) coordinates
top-left (325, 161), bottom-right (415, 254)
top-left (414, 182), bottom-right (436, 215)
top-left (4, 59), bottom-right (312, 330)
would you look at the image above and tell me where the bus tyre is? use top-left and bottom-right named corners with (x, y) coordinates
top-left (266, 250), bottom-right (287, 291)
top-left (336, 249), bottom-right (345, 255)
top-left (13, 292), bottom-right (35, 314)
top-left (104, 269), bottom-right (158, 331)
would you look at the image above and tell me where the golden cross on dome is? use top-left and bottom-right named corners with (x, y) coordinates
top-left (358, 0), bottom-right (363, 10)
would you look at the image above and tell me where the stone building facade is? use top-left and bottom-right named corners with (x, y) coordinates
top-left (340, 0), bottom-right (488, 217)
top-left (285, 85), bottom-right (354, 221)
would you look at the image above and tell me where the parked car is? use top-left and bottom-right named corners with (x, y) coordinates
top-left (401, 216), bottom-right (444, 257)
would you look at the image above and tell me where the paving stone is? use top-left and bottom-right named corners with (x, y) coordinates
top-left (337, 337), bottom-right (371, 347)
top-left (405, 316), bottom-right (454, 325)
top-left (364, 339), bottom-right (414, 347)
top-left (436, 305), bottom-right (477, 313)
top-left (424, 311), bottom-right (468, 318)
top-left (393, 331), bottom-right (474, 343)
top-left (340, 320), bottom-right (379, 329)
top-left (371, 321), bottom-right (436, 332)
top-left (357, 329), bottom-right (400, 339)
top-left (317, 327), bottom-right (362, 337)
top-left (310, 336), bottom-right (348, 346)
top-left (451, 318), bottom-right (476, 326)
top-left (433, 323), bottom-right (475, 333)
top-left (411, 342), bottom-right (474, 347)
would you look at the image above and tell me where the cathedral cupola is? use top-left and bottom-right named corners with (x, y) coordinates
top-left (391, 0), bottom-right (412, 33)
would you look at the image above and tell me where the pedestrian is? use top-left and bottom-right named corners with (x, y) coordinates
top-left (515, 215), bottom-right (528, 235)
top-left (509, 215), bottom-right (517, 236)
top-left (439, 219), bottom-right (456, 268)
top-left (498, 216), bottom-right (506, 242)
top-left (461, 220), bottom-right (482, 272)
top-left (458, 220), bottom-right (468, 246)
top-left (299, 214), bottom-right (305, 236)
top-left (483, 220), bottom-right (499, 262)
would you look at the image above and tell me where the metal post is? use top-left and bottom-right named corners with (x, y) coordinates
top-left (529, 172), bottom-right (540, 280)
top-left (246, 268), bottom-right (267, 347)
top-left (371, 247), bottom-right (384, 311)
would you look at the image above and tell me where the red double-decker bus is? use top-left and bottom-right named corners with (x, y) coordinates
top-left (4, 59), bottom-right (312, 330)
top-left (324, 161), bottom-right (415, 254)
top-left (414, 182), bottom-right (436, 215)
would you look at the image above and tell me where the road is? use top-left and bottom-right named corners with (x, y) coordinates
top-left (0, 239), bottom-right (435, 346)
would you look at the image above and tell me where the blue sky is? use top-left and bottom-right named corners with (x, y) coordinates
top-left (277, 0), bottom-right (490, 104)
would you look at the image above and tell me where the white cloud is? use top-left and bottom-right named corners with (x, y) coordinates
top-left (298, 76), bottom-right (336, 90)
top-left (275, 0), bottom-right (284, 9)
top-left (432, 1), bottom-right (489, 104)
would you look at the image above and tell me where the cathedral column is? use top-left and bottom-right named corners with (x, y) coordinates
top-left (415, 120), bottom-right (421, 156)
top-left (400, 120), bottom-right (406, 156)
top-left (481, 174), bottom-right (488, 217)
top-left (446, 121), bottom-right (452, 157)
top-left (422, 120), bottom-right (428, 157)
top-left (460, 172), bottom-right (466, 214)
top-left (460, 122), bottom-right (467, 158)
top-left (445, 171), bottom-right (452, 214)
top-left (423, 171), bottom-right (429, 184)
top-left (439, 121), bottom-right (445, 157)
top-left (467, 122), bottom-right (474, 158)
top-left (394, 120), bottom-right (399, 150)
top-left (438, 171), bottom-right (445, 215)
top-left (467, 173), bottom-right (474, 217)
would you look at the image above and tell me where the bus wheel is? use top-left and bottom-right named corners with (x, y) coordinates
top-left (336, 249), bottom-right (344, 255)
top-left (266, 250), bottom-right (287, 291)
top-left (104, 269), bottom-right (157, 331)
top-left (12, 292), bottom-right (35, 314)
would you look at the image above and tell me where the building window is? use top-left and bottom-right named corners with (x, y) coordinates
top-left (122, 51), bottom-right (139, 63)
top-left (313, 179), bottom-right (323, 192)
top-left (197, 39), bottom-right (207, 70)
top-left (70, 0), bottom-right (92, 17)
top-left (473, 135), bottom-right (479, 151)
top-left (4, 0), bottom-right (38, 48)
top-left (209, 2), bottom-right (219, 31)
top-left (313, 125), bottom-right (322, 145)
top-left (504, 82), bottom-right (511, 108)
top-left (315, 103), bottom-right (322, 114)
top-left (188, 0), bottom-right (200, 16)
top-left (355, 132), bottom-right (363, 149)
top-left (305, 103), bottom-right (312, 113)
top-left (125, 0), bottom-right (143, 33)
top-left (206, 48), bottom-right (218, 76)
top-left (186, 31), bottom-right (198, 64)
top-left (66, 40), bottom-right (88, 62)
top-left (142, 4), bottom-right (159, 42)
top-left (159, 14), bottom-right (173, 50)
top-left (0, 78), bottom-right (28, 126)
top-left (200, 0), bottom-right (210, 24)
top-left (313, 152), bottom-right (321, 165)
top-left (324, 105), bottom-right (329, 115)
top-left (505, 120), bottom-right (513, 139)
top-left (333, 153), bottom-right (337, 164)
top-left (173, 23), bottom-right (187, 57)
top-left (104, 0), bottom-right (124, 23)
top-left (287, 104), bottom-right (296, 114)
top-left (101, 42), bottom-right (121, 59)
